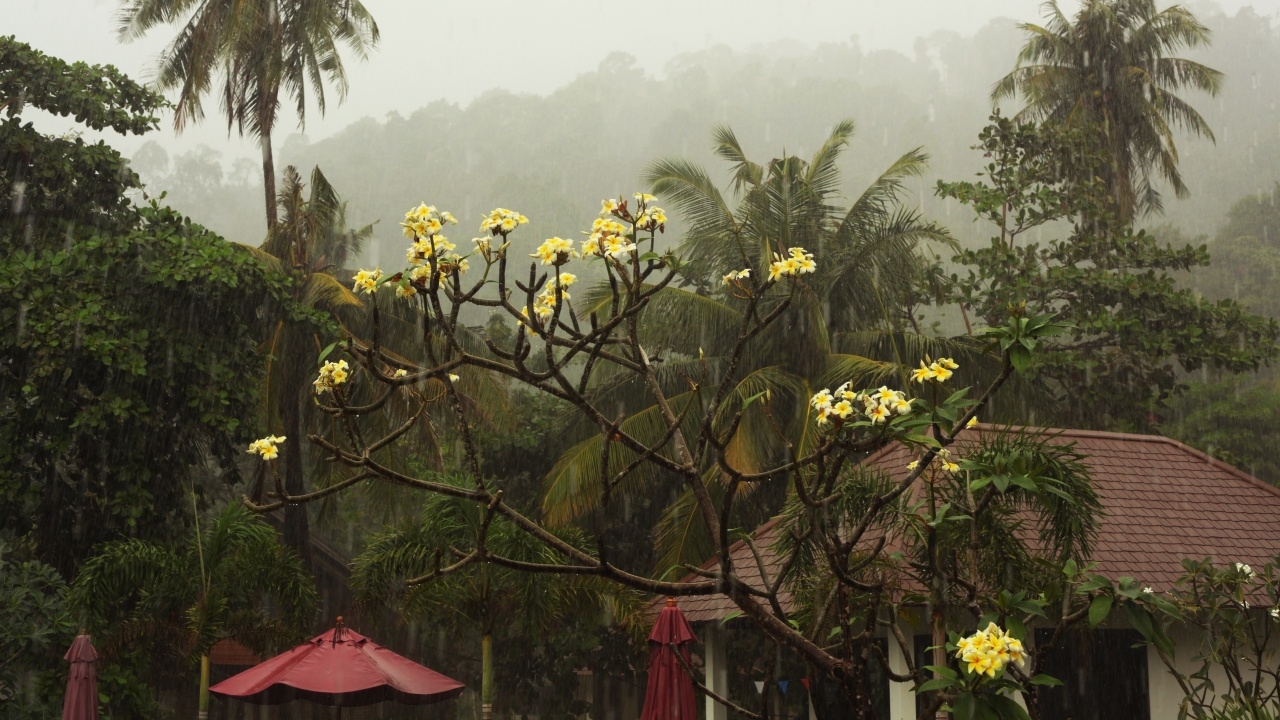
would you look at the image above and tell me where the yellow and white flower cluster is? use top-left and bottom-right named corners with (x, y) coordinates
top-left (522, 273), bottom-right (577, 324)
top-left (955, 623), bottom-right (1025, 678)
top-left (352, 268), bottom-right (382, 294)
top-left (582, 216), bottom-right (636, 260)
top-left (407, 235), bottom-right (456, 265)
top-left (532, 237), bottom-right (579, 266)
top-left (767, 247), bottom-right (816, 282)
top-left (911, 357), bottom-right (959, 383)
top-left (480, 207), bottom-right (529, 236)
top-left (636, 205), bottom-right (668, 232)
top-left (314, 359), bottom-right (350, 394)
top-left (722, 268), bottom-right (752, 286)
top-left (401, 203), bottom-right (457, 240)
top-left (908, 448), bottom-right (960, 473)
top-left (247, 435), bottom-right (286, 461)
top-left (810, 383), bottom-right (913, 426)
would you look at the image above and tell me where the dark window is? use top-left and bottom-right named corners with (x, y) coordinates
top-left (809, 638), bottom-right (889, 720)
top-left (1035, 628), bottom-right (1149, 720)
top-left (915, 634), bottom-right (956, 718)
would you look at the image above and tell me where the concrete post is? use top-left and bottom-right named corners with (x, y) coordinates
top-left (887, 636), bottom-right (916, 720)
top-left (703, 622), bottom-right (729, 720)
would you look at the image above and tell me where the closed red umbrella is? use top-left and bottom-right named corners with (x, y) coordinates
top-left (209, 618), bottom-right (464, 716)
top-left (62, 633), bottom-right (98, 720)
top-left (640, 598), bottom-right (698, 720)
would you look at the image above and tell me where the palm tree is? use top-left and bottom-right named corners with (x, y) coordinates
top-left (68, 504), bottom-right (317, 719)
top-left (992, 0), bottom-right (1222, 220)
top-left (117, 0), bottom-right (379, 228)
top-left (352, 476), bottom-right (636, 720)
top-left (243, 165), bottom-right (368, 567)
top-left (539, 121), bottom-right (958, 569)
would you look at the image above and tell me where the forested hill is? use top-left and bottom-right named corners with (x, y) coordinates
top-left (132, 4), bottom-right (1280, 269)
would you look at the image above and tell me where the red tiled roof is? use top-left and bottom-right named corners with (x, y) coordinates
top-left (669, 516), bottom-right (794, 624)
top-left (658, 426), bottom-right (1280, 621)
top-left (209, 638), bottom-right (262, 666)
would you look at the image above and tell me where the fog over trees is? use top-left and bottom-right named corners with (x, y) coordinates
top-left (132, 3), bottom-right (1280, 266)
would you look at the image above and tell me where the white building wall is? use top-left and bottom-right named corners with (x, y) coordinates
top-left (703, 622), bottom-right (729, 720)
top-left (886, 637), bottom-right (915, 720)
top-left (1147, 625), bottom-right (1235, 720)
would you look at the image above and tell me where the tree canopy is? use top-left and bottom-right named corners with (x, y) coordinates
top-left (0, 36), bottom-right (287, 572)
top-left (993, 0), bottom-right (1223, 220)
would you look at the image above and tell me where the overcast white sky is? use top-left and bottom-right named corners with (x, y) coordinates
top-left (10, 0), bottom-right (1280, 159)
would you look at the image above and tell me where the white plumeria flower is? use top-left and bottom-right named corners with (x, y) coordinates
top-left (532, 237), bottom-right (579, 266)
top-left (352, 268), bottom-right (382, 294)
top-left (247, 435), bottom-right (285, 461)
top-left (314, 359), bottom-right (351, 394)
top-left (448, 374), bottom-right (460, 383)
top-left (1143, 587), bottom-right (1154, 594)
top-left (480, 207), bottom-right (528, 236)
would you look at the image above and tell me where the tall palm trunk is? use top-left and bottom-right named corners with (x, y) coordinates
top-left (260, 81), bottom-right (279, 230)
top-left (197, 654), bottom-right (210, 720)
top-left (279, 378), bottom-right (312, 573)
top-left (481, 631), bottom-right (494, 720)
top-left (261, 135), bottom-right (277, 230)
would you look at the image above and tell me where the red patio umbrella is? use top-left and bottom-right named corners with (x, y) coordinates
top-left (640, 598), bottom-right (698, 720)
top-left (62, 633), bottom-right (98, 720)
top-left (209, 618), bottom-right (464, 717)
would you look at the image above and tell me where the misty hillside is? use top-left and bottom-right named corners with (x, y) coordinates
top-left (132, 4), bottom-right (1280, 272)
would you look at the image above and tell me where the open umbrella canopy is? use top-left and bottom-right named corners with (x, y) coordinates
top-left (62, 633), bottom-right (98, 720)
top-left (640, 598), bottom-right (698, 720)
top-left (209, 620), bottom-right (464, 708)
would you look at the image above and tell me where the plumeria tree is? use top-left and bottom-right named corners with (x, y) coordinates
top-left (1147, 559), bottom-right (1280, 719)
top-left (240, 187), bottom-right (1083, 720)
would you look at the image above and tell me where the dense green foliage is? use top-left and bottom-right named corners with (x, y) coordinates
top-left (935, 116), bottom-right (1278, 430)
top-left (1163, 376), bottom-right (1280, 484)
top-left (1192, 184), bottom-right (1280, 319)
top-left (352, 476), bottom-right (635, 717)
top-left (68, 504), bottom-right (317, 710)
top-left (0, 540), bottom-right (69, 717)
top-left (0, 37), bottom-right (288, 574)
